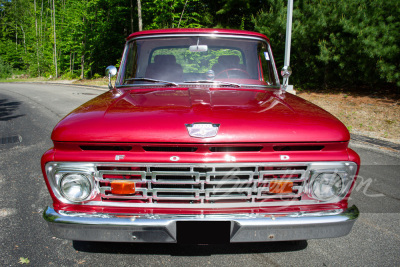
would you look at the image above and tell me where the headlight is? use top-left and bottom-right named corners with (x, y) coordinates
top-left (308, 162), bottom-right (358, 202)
top-left (312, 173), bottom-right (343, 201)
top-left (60, 173), bottom-right (91, 202)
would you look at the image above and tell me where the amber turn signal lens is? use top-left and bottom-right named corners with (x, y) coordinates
top-left (111, 180), bottom-right (136, 194)
top-left (269, 180), bottom-right (293, 194)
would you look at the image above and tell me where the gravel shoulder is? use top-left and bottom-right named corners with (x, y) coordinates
top-left (298, 91), bottom-right (400, 145)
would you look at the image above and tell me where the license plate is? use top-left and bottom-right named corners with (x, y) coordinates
top-left (177, 221), bottom-right (231, 244)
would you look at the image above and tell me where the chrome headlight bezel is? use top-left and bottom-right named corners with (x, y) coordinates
top-left (307, 162), bottom-right (358, 203)
top-left (45, 162), bottom-right (97, 204)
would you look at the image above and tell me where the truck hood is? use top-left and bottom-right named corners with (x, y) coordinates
top-left (51, 87), bottom-right (349, 143)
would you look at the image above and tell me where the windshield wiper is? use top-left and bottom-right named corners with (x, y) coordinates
top-left (182, 80), bottom-right (241, 88)
top-left (124, 78), bottom-right (178, 86)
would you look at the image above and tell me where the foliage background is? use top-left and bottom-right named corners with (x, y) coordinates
top-left (0, 0), bottom-right (399, 89)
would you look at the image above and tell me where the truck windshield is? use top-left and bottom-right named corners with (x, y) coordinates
top-left (118, 35), bottom-right (278, 87)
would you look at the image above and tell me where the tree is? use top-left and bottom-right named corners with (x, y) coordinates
top-left (253, 0), bottom-right (400, 88)
top-left (0, 0), bottom-right (398, 90)
top-left (52, 0), bottom-right (57, 77)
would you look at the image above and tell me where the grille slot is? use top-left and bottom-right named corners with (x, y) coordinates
top-left (80, 146), bottom-right (132, 151)
top-left (95, 163), bottom-right (310, 205)
top-left (154, 184), bottom-right (198, 188)
top-left (215, 167), bottom-right (256, 172)
top-left (209, 146), bottom-right (263, 152)
top-left (157, 192), bottom-right (196, 198)
top-left (273, 146), bottom-right (324, 151)
top-left (210, 192), bottom-right (249, 197)
top-left (150, 167), bottom-right (191, 172)
top-left (206, 172), bottom-right (254, 184)
top-left (143, 146), bottom-right (198, 152)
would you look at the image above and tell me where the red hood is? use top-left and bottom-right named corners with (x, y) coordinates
top-left (51, 87), bottom-right (349, 143)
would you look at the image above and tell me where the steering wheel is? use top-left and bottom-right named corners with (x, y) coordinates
top-left (215, 68), bottom-right (251, 79)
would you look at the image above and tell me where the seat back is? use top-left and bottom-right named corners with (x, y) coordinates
top-left (212, 55), bottom-right (245, 74)
top-left (145, 55), bottom-right (183, 82)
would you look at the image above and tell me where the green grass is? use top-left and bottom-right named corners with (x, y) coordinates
top-left (0, 77), bottom-right (110, 87)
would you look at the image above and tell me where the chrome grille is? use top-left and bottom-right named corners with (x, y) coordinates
top-left (95, 163), bottom-right (309, 204)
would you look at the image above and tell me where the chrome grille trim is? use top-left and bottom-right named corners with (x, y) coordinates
top-left (151, 171), bottom-right (200, 184)
top-left (95, 163), bottom-right (310, 205)
top-left (259, 170), bottom-right (306, 181)
top-left (206, 171), bottom-right (254, 184)
top-left (99, 170), bottom-right (147, 181)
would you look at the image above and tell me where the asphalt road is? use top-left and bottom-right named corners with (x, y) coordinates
top-left (0, 83), bottom-right (399, 266)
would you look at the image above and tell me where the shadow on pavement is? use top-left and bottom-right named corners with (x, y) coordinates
top-left (73, 240), bottom-right (308, 256)
top-left (0, 99), bottom-right (24, 121)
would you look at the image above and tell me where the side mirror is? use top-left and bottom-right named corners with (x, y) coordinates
top-left (281, 66), bottom-right (292, 90)
top-left (105, 65), bottom-right (117, 90)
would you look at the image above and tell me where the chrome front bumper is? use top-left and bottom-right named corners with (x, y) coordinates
top-left (43, 206), bottom-right (359, 243)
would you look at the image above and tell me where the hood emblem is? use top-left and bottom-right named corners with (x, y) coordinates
top-left (186, 123), bottom-right (220, 138)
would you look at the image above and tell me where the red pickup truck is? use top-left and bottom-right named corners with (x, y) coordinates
top-left (42, 28), bottom-right (359, 243)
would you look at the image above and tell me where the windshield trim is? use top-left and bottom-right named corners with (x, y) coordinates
top-left (116, 83), bottom-right (281, 90)
top-left (131, 33), bottom-right (269, 42)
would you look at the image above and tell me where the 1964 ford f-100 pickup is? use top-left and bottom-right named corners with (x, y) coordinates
top-left (42, 28), bottom-right (359, 243)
